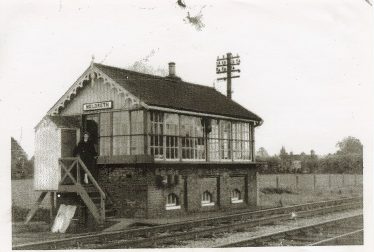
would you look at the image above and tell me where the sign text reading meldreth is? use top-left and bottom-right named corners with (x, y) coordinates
top-left (83, 101), bottom-right (113, 111)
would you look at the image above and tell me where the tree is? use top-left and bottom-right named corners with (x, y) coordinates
top-left (256, 147), bottom-right (269, 160)
top-left (336, 136), bottom-right (363, 155)
top-left (306, 149), bottom-right (318, 173)
top-left (279, 146), bottom-right (290, 173)
top-left (11, 137), bottom-right (33, 179)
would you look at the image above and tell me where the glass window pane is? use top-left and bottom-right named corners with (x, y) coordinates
top-left (165, 113), bottom-right (179, 135)
top-left (181, 115), bottom-right (205, 160)
top-left (208, 120), bottom-right (219, 161)
top-left (220, 120), bottom-right (231, 160)
top-left (100, 113), bottom-right (111, 136)
top-left (113, 136), bottom-right (130, 155)
top-left (131, 136), bottom-right (144, 155)
top-left (100, 137), bottom-right (111, 156)
top-left (150, 111), bottom-right (164, 159)
top-left (131, 110), bottom-right (144, 135)
top-left (113, 111), bottom-right (130, 135)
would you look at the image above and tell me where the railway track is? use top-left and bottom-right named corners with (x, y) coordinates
top-left (217, 214), bottom-right (363, 247)
top-left (13, 196), bottom-right (362, 249)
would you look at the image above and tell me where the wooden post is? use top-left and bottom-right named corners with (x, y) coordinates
top-left (251, 124), bottom-right (255, 162)
top-left (183, 176), bottom-right (188, 211)
top-left (313, 174), bottom-right (316, 191)
top-left (295, 175), bottom-right (299, 190)
top-left (244, 173), bottom-right (249, 204)
top-left (50, 192), bottom-right (55, 223)
top-left (276, 176), bottom-right (279, 189)
top-left (143, 109), bottom-right (148, 155)
top-left (217, 176), bottom-right (221, 207)
top-left (178, 114), bottom-right (182, 161)
top-left (76, 160), bottom-right (81, 184)
top-left (129, 111), bottom-right (132, 155)
top-left (226, 52), bottom-right (232, 99)
top-left (329, 174), bottom-right (332, 189)
top-left (25, 192), bottom-right (48, 224)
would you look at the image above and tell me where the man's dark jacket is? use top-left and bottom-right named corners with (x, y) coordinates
top-left (73, 140), bottom-right (98, 177)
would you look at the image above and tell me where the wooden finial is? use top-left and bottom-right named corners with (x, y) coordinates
top-left (91, 55), bottom-right (95, 67)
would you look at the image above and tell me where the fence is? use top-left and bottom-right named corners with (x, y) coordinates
top-left (258, 174), bottom-right (363, 192)
top-left (12, 174), bottom-right (363, 210)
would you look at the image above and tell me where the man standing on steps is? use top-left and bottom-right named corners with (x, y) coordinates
top-left (73, 132), bottom-right (98, 184)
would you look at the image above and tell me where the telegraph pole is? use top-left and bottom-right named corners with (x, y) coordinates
top-left (216, 52), bottom-right (240, 99)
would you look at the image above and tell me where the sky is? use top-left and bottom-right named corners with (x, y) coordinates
top-left (1, 0), bottom-right (373, 157)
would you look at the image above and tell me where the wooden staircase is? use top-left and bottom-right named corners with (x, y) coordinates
top-left (82, 184), bottom-right (117, 220)
top-left (25, 157), bottom-right (114, 225)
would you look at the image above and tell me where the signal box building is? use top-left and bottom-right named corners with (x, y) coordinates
top-left (33, 61), bottom-right (263, 224)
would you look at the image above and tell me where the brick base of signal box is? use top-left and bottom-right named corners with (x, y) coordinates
top-left (96, 163), bottom-right (259, 219)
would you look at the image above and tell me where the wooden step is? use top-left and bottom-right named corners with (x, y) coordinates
top-left (82, 185), bottom-right (98, 193)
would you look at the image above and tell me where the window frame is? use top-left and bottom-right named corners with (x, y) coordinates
top-left (180, 115), bottom-right (206, 161)
top-left (231, 189), bottom-right (243, 204)
top-left (165, 193), bottom-right (181, 210)
top-left (201, 191), bottom-right (215, 206)
top-left (148, 111), bottom-right (254, 162)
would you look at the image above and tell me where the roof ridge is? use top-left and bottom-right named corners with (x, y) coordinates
top-left (94, 62), bottom-right (166, 80)
top-left (94, 62), bottom-right (215, 90)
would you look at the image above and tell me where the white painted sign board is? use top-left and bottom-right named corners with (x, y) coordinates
top-left (83, 101), bottom-right (113, 111)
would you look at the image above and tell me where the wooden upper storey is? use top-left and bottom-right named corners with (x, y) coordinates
top-left (42, 62), bottom-right (263, 164)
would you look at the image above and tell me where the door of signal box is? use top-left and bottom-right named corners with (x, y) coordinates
top-left (83, 114), bottom-right (99, 152)
top-left (61, 128), bottom-right (78, 158)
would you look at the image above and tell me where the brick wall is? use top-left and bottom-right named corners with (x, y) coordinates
top-left (226, 176), bottom-right (246, 209)
top-left (146, 165), bottom-right (258, 217)
top-left (97, 164), bottom-right (259, 218)
top-left (98, 166), bottom-right (150, 218)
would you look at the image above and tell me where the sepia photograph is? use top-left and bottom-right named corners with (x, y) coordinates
top-left (1, 0), bottom-right (373, 251)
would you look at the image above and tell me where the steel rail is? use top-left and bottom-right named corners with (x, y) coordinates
top-left (309, 229), bottom-right (363, 246)
top-left (93, 201), bottom-right (362, 249)
top-left (217, 214), bottom-right (363, 247)
top-left (12, 196), bottom-right (362, 250)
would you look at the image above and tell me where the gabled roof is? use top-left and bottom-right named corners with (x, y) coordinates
top-left (94, 63), bottom-right (262, 122)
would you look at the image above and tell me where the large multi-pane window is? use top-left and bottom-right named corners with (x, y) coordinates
top-left (165, 113), bottom-right (179, 160)
top-left (148, 112), bottom-right (253, 162)
top-left (220, 120), bottom-right (232, 160)
top-left (149, 111), bottom-right (164, 159)
top-left (97, 110), bottom-right (145, 156)
top-left (180, 115), bottom-right (205, 160)
top-left (112, 111), bottom-right (130, 155)
top-left (131, 110), bottom-right (144, 155)
top-left (95, 109), bottom-right (253, 162)
top-left (232, 122), bottom-right (250, 160)
top-left (208, 120), bottom-right (219, 161)
top-left (99, 112), bottom-right (112, 156)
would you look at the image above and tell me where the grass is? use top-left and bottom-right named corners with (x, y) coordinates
top-left (12, 204), bottom-right (50, 223)
top-left (259, 187), bottom-right (363, 208)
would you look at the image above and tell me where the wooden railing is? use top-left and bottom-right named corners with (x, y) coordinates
top-left (59, 157), bottom-right (106, 224)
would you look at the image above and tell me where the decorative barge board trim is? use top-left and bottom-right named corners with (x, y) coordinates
top-left (47, 65), bottom-right (145, 116)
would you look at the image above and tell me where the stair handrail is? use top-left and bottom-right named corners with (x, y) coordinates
top-left (59, 157), bottom-right (106, 200)
top-left (76, 157), bottom-right (106, 200)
